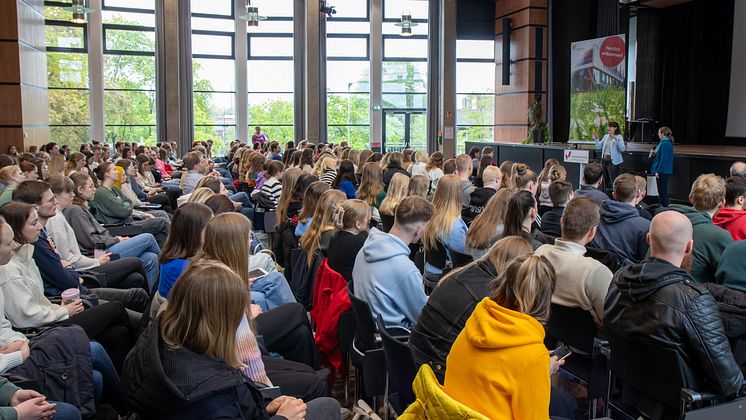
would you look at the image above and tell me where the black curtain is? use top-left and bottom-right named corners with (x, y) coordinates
top-left (596, 0), bottom-right (620, 37)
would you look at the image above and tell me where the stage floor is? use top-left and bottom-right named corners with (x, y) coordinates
top-left (607, 143), bottom-right (746, 159)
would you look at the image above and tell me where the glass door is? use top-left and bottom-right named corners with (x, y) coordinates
top-left (382, 108), bottom-right (426, 153)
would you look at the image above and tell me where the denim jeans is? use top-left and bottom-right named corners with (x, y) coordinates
top-left (215, 167), bottom-right (233, 181)
top-left (89, 341), bottom-right (126, 413)
top-left (250, 272), bottom-right (296, 312)
top-left (50, 401), bottom-right (82, 420)
top-left (228, 191), bottom-right (251, 208)
top-left (106, 233), bottom-right (160, 290)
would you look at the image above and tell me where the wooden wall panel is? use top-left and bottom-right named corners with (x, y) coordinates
top-left (495, 125), bottom-right (529, 142)
top-left (0, 42), bottom-right (21, 83)
top-left (0, 2), bottom-right (19, 40)
top-left (0, 128), bottom-right (24, 155)
top-left (0, 86), bottom-right (23, 126)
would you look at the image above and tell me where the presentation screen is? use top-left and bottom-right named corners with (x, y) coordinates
top-left (726, 0), bottom-right (746, 137)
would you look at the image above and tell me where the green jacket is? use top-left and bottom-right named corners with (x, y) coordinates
top-left (716, 241), bottom-right (746, 293)
top-left (670, 204), bottom-right (733, 284)
top-left (0, 376), bottom-right (20, 420)
top-left (90, 186), bottom-right (134, 225)
top-left (0, 187), bottom-right (15, 206)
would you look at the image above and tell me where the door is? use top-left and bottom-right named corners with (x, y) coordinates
top-left (382, 109), bottom-right (427, 153)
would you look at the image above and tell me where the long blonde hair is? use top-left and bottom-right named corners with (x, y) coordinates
top-left (313, 155), bottom-right (336, 177)
top-left (490, 255), bottom-right (556, 323)
top-left (195, 213), bottom-right (251, 286)
top-left (188, 187), bottom-right (216, 204)
top-left (423, 174), bottom-right (462, 250)
top-left (298, 181), bottom-right (330, 225)
top-left (299, 189), bottom-right (345, 266)
top-left (537, 159), bottom-right (560, 184)
top-left (357, 162), bottom-right (384, 207)
top-left (465, 189), bottom-right (512, 250)
top-left (499, 160), bottom-right (514, 190)
top-left (408, 175), bottom-right (429, 198)
top-left (160, 262), bottom-right (248, 369)
top-left (48, 154), bottom-right (66, 178)
top-left (442, 236), bottom-right (533, 286)
top-left (333, 199), bottom-right (371, 230)
top-left (379, 172), bottom-right (410, 216)
top-left (276, 167), bottom-right (302, 226)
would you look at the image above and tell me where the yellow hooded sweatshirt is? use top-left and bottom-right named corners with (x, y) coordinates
top-left (443, 297), bottom-right (550, 419)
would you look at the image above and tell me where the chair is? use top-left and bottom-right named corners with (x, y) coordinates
top-left (544, 304), bottom-right (609, 419)
top-left (585, 246), bottom-right (622, 273)
top-left (263, 211), bottom-right (277, 234)
top-left (338, 311), bottom-right (357, 405)
top-left (381, 214), bottom-right (395, 233)
top-left (376, 315), bottom-right (417, 415)
top-left (605, 328), bottom-right (741, 420)
top-left (449, 250), bottom-right (473, 269)
top-left (347, 284), bottom-right (387, 404)
top-left (423, 240), bottom-right (448, 293)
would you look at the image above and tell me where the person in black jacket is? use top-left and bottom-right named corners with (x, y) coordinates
top-left (540, 180), bottom-right (573, 238)
top-left (122, 262), bottom-right (340, 420)
top-left (327, 199), bottom-right (370, 283)
top-left (409, 236), bottom-right (534, 381)
top-left (382, 152), bottom-right (410, 189)
top-left (605, 211), bottom-right (744, 405)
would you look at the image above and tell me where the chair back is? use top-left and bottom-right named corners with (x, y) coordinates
top-left (375, 315), bottom-right (417, 412)
top-left (425, 240), bottom-right (448, 271)
top-left (263, 211), bottom-right (277, 233)
top-left (338, 310), bottom-right (356, 359)
top-left (381, 214), bottom-right (395, 233)
top-left (585, 246), bottom-right (622, 273)
top-left (449, 250), bottom-right (473, 269)
top-left (347, 283), bottom-right (379, 352)
top-left (546, 303), bottom-right (596, 354)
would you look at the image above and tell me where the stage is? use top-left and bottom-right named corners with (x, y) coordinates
top-left (464, 141), bottom-right (746, 204)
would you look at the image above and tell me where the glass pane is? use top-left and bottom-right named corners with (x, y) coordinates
top-left (247, 20), bottom-right (293, 34)
top-left (103, 0), bottom-right (155, 10)
top-left (194, 92), bottom-right (235, 126)
top-left (327, 37), bottom-right (368, 58)
top-left (50, 126), bottom-right (91, 149)
top-left (250, 36), bottom-right (293, 57)
top-left (384, 113), bottom-right (405, 148)
top-left (384, 37), bottom-right (427, 59)
top-left (192, 33), bottom-right (233, 56)
top-left (104, 55), bottom-right (156, 89)
top-left (327, 61), bottom-right (370, 93)
top-left (48, 52), bottom-right (89, 88)
top-left (49, 89), bottom-right (89, 125)
top-left (247, 60), bottom-right (294, 92)
top-left (457, 126), bottom-right (494, 153)
top-left (245, 125), bottom-right (294, 143)
top-left (457, 40), bottom-right (495, 60)
top-left (327, 125), bottom-right (370, 150)
top-left (327, 21), bottom-right (370, 35)
top-left (383, 21), bottom-right (428, 36)
top-left (104, 90), bottom-right (156, 125)
top-left (258, 0), bottom-right (293, 18)
top-left (248, 93), bottom-right (294, 125)
top-left (410, 113), bottom-right (427, 151)
top-left (384, 0), bottom-right (429, 20)
top-left (45, 5), bottom-right (78, 22)
top-left (194, 126), bottom-right (237, 149)
top-left (105, 125), bottom-right (157, 144)
top-left (383, 112), bottom-right (426, 152)
top-left (191, 0), bottom-right (232, 16)
top-left (46, 25), bottom-right (85, 49)
top-left (457, 62), bottom-right (495, 93)
top-left (382, 93), bottom-right (427, 109)
top-left (191, 17), bottom-right (235, 32)
top-left (105, 29), bottom-right (155, 53)
top-left (327, 93), bottom-right (370, 125)
top-left (457, 94), bottom-right (495, 125)
top-left (102, 11), bottom-right (155, 27)
top-left (193, 58), bottom-right (235, 92)
top-left (382, 61), bottom-right (427, 93)
top-left (333, 0), bottom-right (368, 19)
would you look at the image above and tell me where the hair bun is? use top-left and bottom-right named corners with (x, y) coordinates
top-left (514, 163), bottom-right (528, 175)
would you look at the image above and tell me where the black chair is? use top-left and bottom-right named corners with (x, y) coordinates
top-left (423, 240), bottom-right (448, 293)
top-left (449, 249), bottom-right (473, 269)
top-left (347, 284), bottom-right (387, 404)
top-left (605, 328), bottom-right (741, 420)
top-left (375, 315), bottom-right (417, 415)
top-left (545, 304), bottom-right (609, 419)
top-left (381, 214), bottom-right (395, 233)
top-left (338, 311), bottom-right (357, 406)
top-left (585, 246), bottom-right (622, 274)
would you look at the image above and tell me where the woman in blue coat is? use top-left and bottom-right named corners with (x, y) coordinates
top-left (593, 121), bottom-right (625, 193)
top-left (650, 126), bottom-right (674, 207)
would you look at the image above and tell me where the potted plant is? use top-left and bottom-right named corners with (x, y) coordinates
top-left (528, 101), bottom-right (548, 144)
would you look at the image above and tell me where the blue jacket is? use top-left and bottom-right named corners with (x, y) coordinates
top-left (651, 137), bottom-right (674, 175)
top-left (352, 228), bottom-right (427, 328)
top-left (337, 180), bottom-right (357, 199)
top-left (425, 218), bottom-right (468, 275)
top-left (595, 134), bottom-right (625, 165)
top-left (573, 185), bottom-right (609, 207)
top-left (33, 228), bottom-right (82, 296)
top-left (591, 200), bottom-right (651, 266)
top-left (158, 259), bottom-right (189, 298)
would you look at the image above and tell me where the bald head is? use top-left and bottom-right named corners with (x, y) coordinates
top-left (649, 211), bottom-right (693, 261)
top-left (731, 161), bottom-right (746, 178)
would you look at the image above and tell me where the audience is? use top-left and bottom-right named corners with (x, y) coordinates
top-left (295, 181), bottom-right (329, 238)
top-left (540, 180), bottom-right (573, 238)
top-left (299, 190), bottom-right (345, 267)
top-left (573, 162), bottom-right (608, 206)
top-left (465, 165), bottom-right (501, 223)
top-left (591, 173), bottom-right (651, 265)
top-left (670, 174), bottom-right (733, 283)
top-left (332, 159), bottom-right (357, 199)
top-left (713, 176), bottom-right (746, 240)
top-left (537, 162), bottom-right (566, 215)
top-left (382, 152), bottom-right (410, 188)
top-left (500, 190), bottom-right (541, 249)
top-left (326, 200), bottom-right (370, 283)
top-left (454, 154), bottom-right (475, 208)
top-left (423, 175), bottom-right (469, 281)
top-left (464, 189), bottom-right (511, 259)
top-left (353, 196), bottom-right (434, 328)
top-left (424, 151), bottom-right (445, 193)
top-left (730, 161), bottom-right (746, 178)
top-left (535, 197), bottom-right (612, 328)
top-left (633, 175), bottom-right (653, 220)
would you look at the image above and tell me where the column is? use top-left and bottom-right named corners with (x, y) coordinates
top-left (304, 1), bottom-right (325, 143)
top-left (370, 0), bottom-right (383, 148)
top-left (235, 0), bottom-right (248, 144)
top-left (87, 0), bottom-right (105, 142)
top-left (440, 0), bottom-right (457, 156)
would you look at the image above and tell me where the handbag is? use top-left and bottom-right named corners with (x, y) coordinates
top-left (352, 400), bottom-right (382, 420)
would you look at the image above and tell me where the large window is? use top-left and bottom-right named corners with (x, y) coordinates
top-left (45, 1), bottom-right (90, 149)
top-left (191, 0), bottom-right (236, 154)
top-left (247, 0), bottom-right (294, 143)
top-left (326, 2), bottom-right (371, 149)
top-left (456, 39), bottom-right (495, 153)
top-left (102, 0), bottom-right (157, 144)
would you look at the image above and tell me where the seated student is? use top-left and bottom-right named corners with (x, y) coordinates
top-left (45, 175), bottom-right (148, 291)
top-left (332, 159), bottom-right (357, 199)
top-left (465, 166), bottom-right (501, 223)
top-left (122, 262), bottom-right (340, 419)
top-left (540, 180), bottom-right (573, 238)
top-left (0, 165), bottom-right (26, 206)
top-left (91, 162), bottom-right (170, 246)
top-left (535, 197), bottom-right (612, 328)
top-left (378, 173), bottom-right (409, 229)
top-left (716, 240), bottom-right (746, 293)
top-left (295, 181), bottom-right (329, 238)
top-left (633, 175), bottom-right (653, 220)
top-left (591, 173), bottom-right (651, 266)
top-left (423, 175), bottom-right (469, 281)
top-left (254, 160), bottom-right (284, 210)
top-left (464, 189), bottom-right (511, 259)
top-left (0, 202), bottom-right (136, 371)
top-left (12, 180), bottom-right (148, 315)
top-left (670, 174), bottom-right (733, 283)
top-left (605, 211), bottom-right (744, 402)
top-left (573, 162), bottom-right (608, 206)
top-left (409, 236), bottom-right (533, 381)
top-left (443, 255), bottom-right (568, 419)
top-left (326, 200), bottom-right (370, 283)
top-left (537, 161), bottom-right (564, 215)
top-left (382, 152), bottom-right (410, 189)
top-left (299, 189), bottom-right (346, 268)
top-left (357, 162), bottom-right (385, 218)
top-left (500, 190), bottom-right (542, 249)
top-left (119, 157), bottom-right (173, 214)
top-left (407, 175), bottom-right (429, 199)
top-left (453, 154), bottom-right (475, 208)
top-left (64, 172), bottom-right (161, 288)
top-left (713, 176), bottom-right (746, 240)
top-left (274, 168), bottom-right (304, 265)
top-left (0, 376), bottom-right (77, 420)
top-left (353, 196), bottom-right (434, 328)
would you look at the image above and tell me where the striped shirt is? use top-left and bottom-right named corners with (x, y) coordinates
top-left (261, 177), bottom-right (282, 206)
top-left (320, 169), bottom-right (337, 186)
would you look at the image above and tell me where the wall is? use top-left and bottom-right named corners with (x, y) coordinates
top-left (494, 0), bottom-right (548, 143)
top-left (0, 0), bottom-right (49, 153)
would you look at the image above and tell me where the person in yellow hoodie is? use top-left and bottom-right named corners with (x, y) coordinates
top-left (444, 254), bottom-right (564, 419)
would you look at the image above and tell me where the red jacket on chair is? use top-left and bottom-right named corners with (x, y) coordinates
top-left (311, 259), bottom-right (351, 376)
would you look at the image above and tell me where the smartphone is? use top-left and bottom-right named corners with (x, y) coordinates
top-left (248, 268), bottom-right (268, 283)
top-left (94, 242), bottom-right (106, 259)
top-left (550, 345), bottom-right (573, 361)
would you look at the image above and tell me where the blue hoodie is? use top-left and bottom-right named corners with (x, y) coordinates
top-left (591, 200), bottom-right (651, 266)
top-left (352, 228), bottom-right (427, 329)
